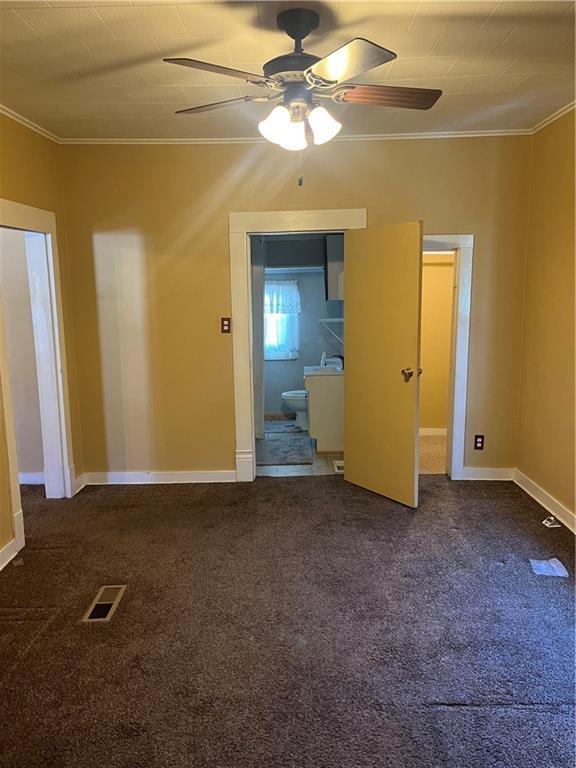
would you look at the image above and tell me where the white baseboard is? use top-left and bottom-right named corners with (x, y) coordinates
top-left (77, 470), bottom-right (237, 486)
top-left (18, 472), bottom-right (44, 485)
top-left (72, 472), bottom-right (87, 496)
top-left (0, 508), bottom-right (24, 571)
top-left (513, 469), bottom-right (575, 533)
top-left (235, 450), bottom-right (255, 482)
top-left (420, 428), bottom-right (447, 436)
top-left (454, 467), bottom-right (514, 481)
top-left (0, 537), bottom-right (20, 571)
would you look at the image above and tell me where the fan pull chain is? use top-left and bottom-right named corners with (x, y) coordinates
top-left (297, 151), bottom-right (304, 187)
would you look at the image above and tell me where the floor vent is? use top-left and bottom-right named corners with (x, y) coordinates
top-left (333, 460), bottom-right (344, 474)
top-left (82, 585), bottom-right (126, 623)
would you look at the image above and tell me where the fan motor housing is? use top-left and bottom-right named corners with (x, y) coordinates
top-left (263, 52), bottom-right (320, 79)
top-left (276, 8), bottom-right (320, 41)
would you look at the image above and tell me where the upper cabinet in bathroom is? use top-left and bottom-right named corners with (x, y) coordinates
top-left (325, 233), bottom-right (344, 301)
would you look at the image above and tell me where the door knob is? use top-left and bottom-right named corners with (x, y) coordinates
top-left (401, 367), bottom-right (414, 382)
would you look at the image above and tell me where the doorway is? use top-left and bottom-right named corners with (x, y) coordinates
top-left (419, 250), bottom-right (456, 474)
top-left (251, 233), bottom-right (345, 477)
top-left (229, 208), bottom-right (366, 481)
top-left (422, 235), bottom-right (473, 480)
top-left (0, 200), bottom-right (74, 513)
top-left (0, 229), bottom-right (45, 487)
top-left (230, 210), bottom-right (473, 497)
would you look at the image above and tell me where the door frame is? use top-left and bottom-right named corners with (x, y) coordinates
top-left (423, 235), bottom-right (474, 480)
top-left (229, 213), bottom-right (473, 483)
top-left (0, 199), bottom-right (75, 506)
top-left (230, 209), bottom-right (366, 480)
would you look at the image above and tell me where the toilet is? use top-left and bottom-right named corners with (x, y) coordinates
top-left (281, 390), bottom-right (308, 430)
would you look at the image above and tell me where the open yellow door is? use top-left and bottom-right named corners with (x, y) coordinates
top-left (344, 221), bottom-right (422, 507)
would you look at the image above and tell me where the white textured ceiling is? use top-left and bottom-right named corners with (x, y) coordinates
top-left (0, 0), bottom-right (574, 140)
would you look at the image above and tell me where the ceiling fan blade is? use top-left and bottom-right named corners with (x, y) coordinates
top-left (164, 58), bottom-right (270, 86)
top-left (305, 38), bottom-right (396, 88)
top-left (175, 95), bottom-right (274, 114)
top-left (332, 84), bottom-right (442, 110)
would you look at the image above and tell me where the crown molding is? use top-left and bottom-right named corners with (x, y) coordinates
top-left (1, 101), bottom-right (574, 146)
top-left (0, 104), bottom-right (59, 143)
top-left (61, 129), bottom-right (534, 144)
top-left (531, 100), bottom-right (576, 133)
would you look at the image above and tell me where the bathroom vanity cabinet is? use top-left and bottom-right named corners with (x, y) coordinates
top-left (304, 370), bottom-right (344, 453)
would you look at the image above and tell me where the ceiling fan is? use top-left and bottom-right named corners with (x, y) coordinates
top-left (164, 8), bottom-right (442, 150)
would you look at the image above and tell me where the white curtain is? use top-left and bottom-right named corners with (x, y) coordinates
top-left (264, 280), bottom-right (301, 360)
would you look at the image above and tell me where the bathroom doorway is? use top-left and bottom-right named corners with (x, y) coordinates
top-left (251, 233), bottom-right (345, 477)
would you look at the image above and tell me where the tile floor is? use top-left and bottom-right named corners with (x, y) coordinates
top-left (255, 420), bottom-right (343, 477)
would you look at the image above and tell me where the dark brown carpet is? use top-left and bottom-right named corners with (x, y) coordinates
top-left (0, 476), bottom-right (574, 768)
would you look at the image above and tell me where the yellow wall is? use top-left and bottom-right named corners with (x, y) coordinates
top-left (0, 116), bottom-right (63, 214)
top-left (60, 135), bottom-right (531, 472)
top-left (420, 259), bottom-right (454, 429)
top-left (517, 111), bottom-right (575, 512)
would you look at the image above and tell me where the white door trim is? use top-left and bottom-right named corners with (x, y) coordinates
top-left (230, 209), bottom-right (366, 480)
top-left (423, 235), bottom-right (474, 480)
top-left (0, 199), bottom-right (75, 504)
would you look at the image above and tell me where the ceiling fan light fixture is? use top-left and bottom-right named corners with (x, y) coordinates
top-left (258, 105), bottom-right (289, 143)
top-left (258, 105), bottom-right (308, 151)
top-left (277, 119), bottom-right (308, 151)
top-left (307, 105), bottom-right (342, 145)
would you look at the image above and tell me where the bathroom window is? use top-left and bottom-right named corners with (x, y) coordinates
top-left (264, 280), bottom-right (301, 360)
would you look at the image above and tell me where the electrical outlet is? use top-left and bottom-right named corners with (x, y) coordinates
top-left (221, 317), bottom-right (231, 334)
top-left (474, 434), bottom-right (485, 450)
